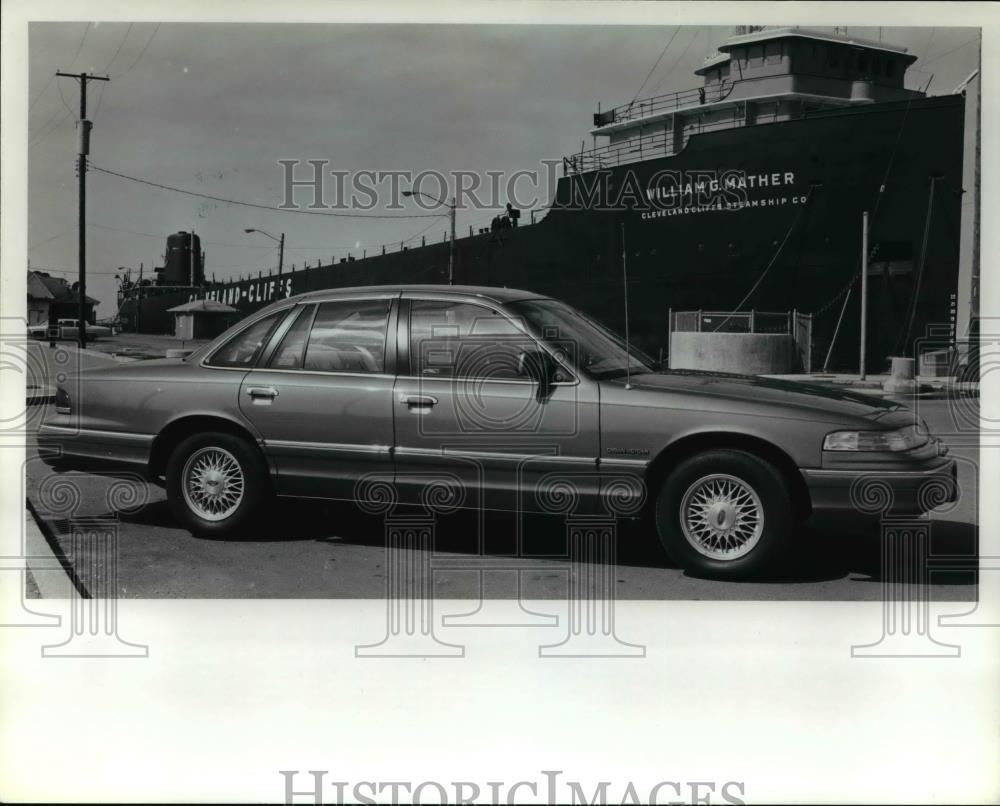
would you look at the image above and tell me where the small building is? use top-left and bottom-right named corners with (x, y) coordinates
top-left (27, 271), bottom-right (99, 326)
top-left (167, 299), bottom-right (238, 340)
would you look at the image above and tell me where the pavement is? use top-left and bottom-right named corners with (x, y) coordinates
top-left (22, 398), bottom-right (979, 601)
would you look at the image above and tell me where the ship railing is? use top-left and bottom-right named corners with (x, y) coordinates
top-left (563, 114), bottom-right (746, 175)
top-left (594, 81), bottom-right (735, 128)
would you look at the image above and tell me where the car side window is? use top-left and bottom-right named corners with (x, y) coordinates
top-left (302, 299), bottom-right (390, 374)
top-left (408, 300), bottom-right (535, 380)
top-left (207, 310), bottom-right (286, 368)
top-left (268, 305), bottom-right (316, 369)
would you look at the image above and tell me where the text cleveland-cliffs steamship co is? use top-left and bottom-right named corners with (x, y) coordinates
top-left (118, 27), bottom-right (967, 372)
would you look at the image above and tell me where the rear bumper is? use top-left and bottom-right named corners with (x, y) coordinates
top-left (801, 458), bottom-right (958, 517)
top-left (36, 423), bottom-right (154, 480)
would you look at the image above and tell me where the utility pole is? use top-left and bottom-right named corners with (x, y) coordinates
top-left (448, 196), bottom-right (456, 285)
top-left (136, 263), bottom-right (143, 334)
top-left (402, 190), bottom-right (455, 284)
top-left (56, 70), bottom-right (109, 348)
top-left (859, 211), bottom-right (869, 380)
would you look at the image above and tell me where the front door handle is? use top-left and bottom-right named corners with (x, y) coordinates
top-left (246, 386), bottom-right (279, 400)
top-left (399, 394), bottom-right (437, 408)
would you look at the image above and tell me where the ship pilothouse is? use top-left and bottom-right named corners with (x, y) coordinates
top-left (571, 27), bottom-right (923, 174)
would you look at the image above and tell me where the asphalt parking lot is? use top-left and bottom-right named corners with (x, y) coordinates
top-left (24, 398), bottom-right (978, 601)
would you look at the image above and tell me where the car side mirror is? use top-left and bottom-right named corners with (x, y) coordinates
top-left (517, 347), bottom-right (559, 392)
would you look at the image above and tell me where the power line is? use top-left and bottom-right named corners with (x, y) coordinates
top-left (29, 23), bottom-right (90, 115)
top-left (29, 74), bottom-right (56, 111)
top-left (91, 23), bottom-right (134, 123)
top-left (103, 23), bottom-right (134, 73)
top-left (90, 163), bottom-right (446, 219)
top-left (116, 23), bottom-right (161, 79)
top-left (28, 106), bottom-right (72, 147)
top-left (29, 230), bottom-right (72, 250)
top-left (68, 22), bottom-right (91, 68)
top-left (55, 77), bottom-right (77, 116)
top-left (87, 217), bottom-right (444, 257)
top-left (91, 82), bottom-right (109, 121)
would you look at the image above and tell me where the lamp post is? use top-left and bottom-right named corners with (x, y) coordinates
top-left (244, 228), bottom-right (284, 275)
top-left (402, 190), bottom-right (456, 285)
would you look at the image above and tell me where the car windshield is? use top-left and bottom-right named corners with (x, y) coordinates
top-left (509, 298), bottom-right (655, 379)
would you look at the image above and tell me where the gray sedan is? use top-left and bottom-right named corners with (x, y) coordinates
top-left (38, 285), bottom-right (956, 579)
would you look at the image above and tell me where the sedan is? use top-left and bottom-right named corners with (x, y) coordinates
top-left (37, 285), bottom-right (957, 579)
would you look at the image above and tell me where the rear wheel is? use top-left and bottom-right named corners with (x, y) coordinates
top-left (654, 449), bottom-right (793, 579)
top-left (166, 431), bottom-right (270, 537)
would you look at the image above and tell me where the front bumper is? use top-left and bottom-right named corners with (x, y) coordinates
top-left (801, 457), bottom-right (958, 517)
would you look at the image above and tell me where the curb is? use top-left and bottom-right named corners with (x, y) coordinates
top-left (24, 502), bottom-right (80, 599)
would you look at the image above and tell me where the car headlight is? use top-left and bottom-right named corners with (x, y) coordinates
top-left (823, 425), bottom-right (928, 452)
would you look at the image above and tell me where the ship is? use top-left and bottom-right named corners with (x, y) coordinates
top-left (119, 26), bottom-right (967, 373)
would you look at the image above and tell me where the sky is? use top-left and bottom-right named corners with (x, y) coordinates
top-left (26, 23), bottom-right (980, 316)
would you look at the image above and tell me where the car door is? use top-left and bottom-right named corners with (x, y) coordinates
top-left (392, 296), bottom-right (601, 514)
top-left (237, 294), bottom-right (398, 500)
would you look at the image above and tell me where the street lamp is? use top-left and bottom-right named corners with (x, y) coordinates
top-left (402, 190), bottom-right (456, 285)
top-left (244, 228), bottom-right (285, 276)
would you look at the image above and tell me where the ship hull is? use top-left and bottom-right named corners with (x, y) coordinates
top-left (122, 94), bottom-right (965, 373)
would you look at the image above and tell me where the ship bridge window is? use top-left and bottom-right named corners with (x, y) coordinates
top-left (828, 48), bottom-right (840, 69)
top-left (885, 59), bottom-right (895, 78)
top-left (857, 53), bottom-right (869, 74)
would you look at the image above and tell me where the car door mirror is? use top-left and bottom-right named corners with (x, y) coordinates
top-left (517, 347), bottom-right (558, 391)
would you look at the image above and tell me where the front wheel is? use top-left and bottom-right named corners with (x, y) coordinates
top-left (654, 449), bottom-right (793, 579)
top-left (165, 431), bottom-right (270, 538)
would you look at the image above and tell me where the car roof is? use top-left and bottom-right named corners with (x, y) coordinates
top-left (291, 284), bottom-right (546, 305)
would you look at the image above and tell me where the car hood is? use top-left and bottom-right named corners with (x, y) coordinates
top-left (614, 370), bottom-right (907, 423)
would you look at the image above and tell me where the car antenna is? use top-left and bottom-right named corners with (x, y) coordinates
top-left (621, 221), bottom-right (632, 390)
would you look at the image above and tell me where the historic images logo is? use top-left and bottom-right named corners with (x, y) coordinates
top-left (279, 770), bottom-right (748, 805)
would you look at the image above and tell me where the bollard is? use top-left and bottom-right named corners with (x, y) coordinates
top-left (882, 356), bottom-right (917, 394)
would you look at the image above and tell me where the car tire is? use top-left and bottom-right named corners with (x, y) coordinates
top-left (165, 431), bottom-right (270, 538)
top-left (654, 449), bottom-right (792, 580)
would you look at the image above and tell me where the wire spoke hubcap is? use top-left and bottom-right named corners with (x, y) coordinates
top-left (680, 473), bottom-right (764, 560)
top-left (182, 447), bottom-right (245, 522)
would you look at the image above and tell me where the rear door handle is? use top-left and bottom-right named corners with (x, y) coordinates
top-left (246, 386), bottom-right (279, 400)
top-left (399, 394), bottom-right (437, 408)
